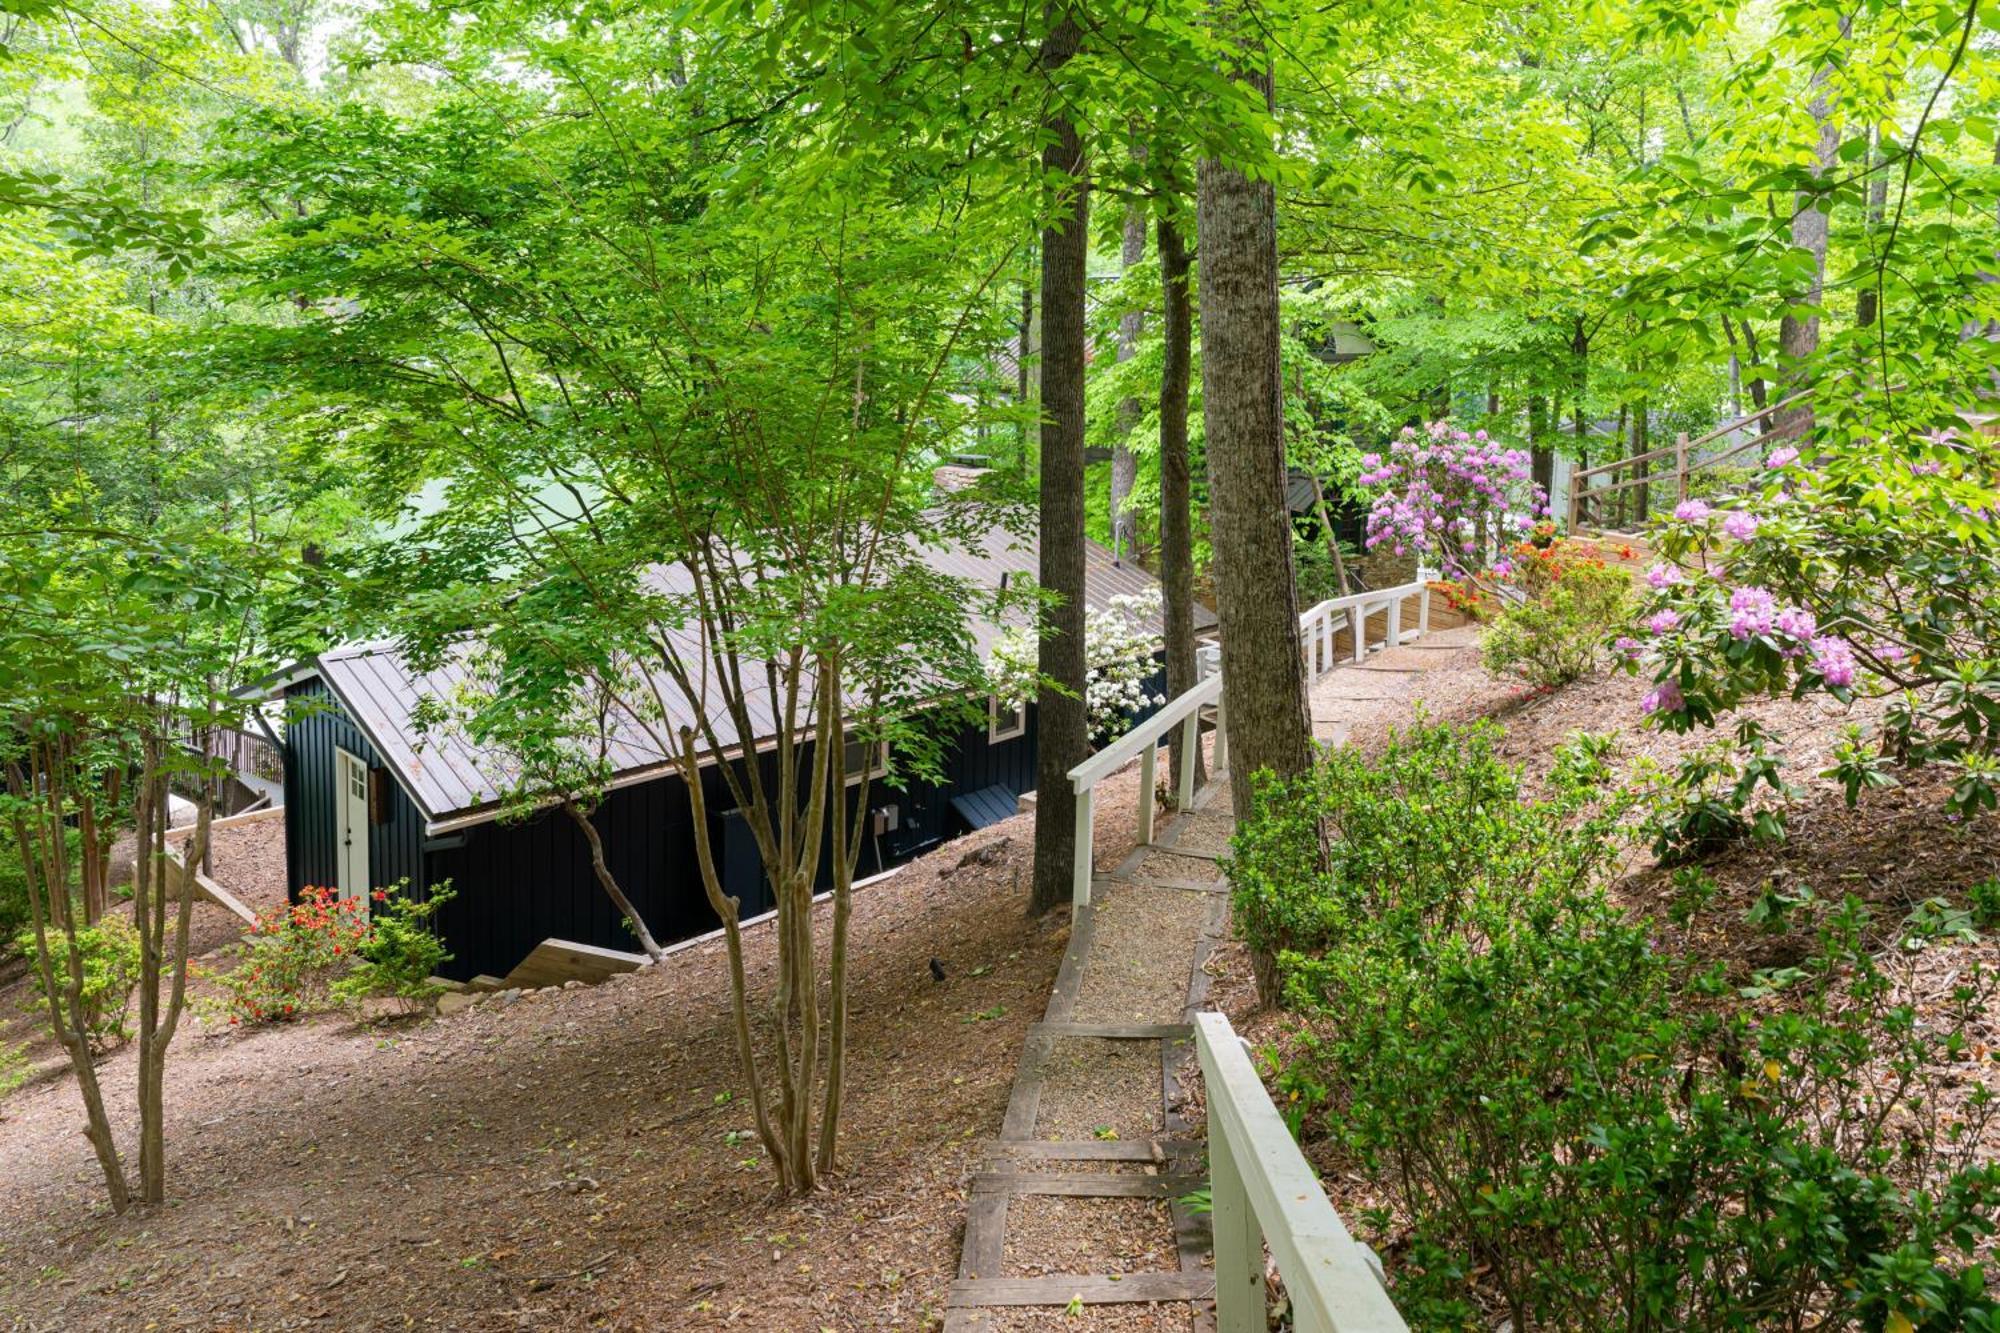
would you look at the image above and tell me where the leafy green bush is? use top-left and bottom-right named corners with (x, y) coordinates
top-left (1480, 539), bottom-right (1632, 688)
top-left (1234, 723), bottom-right (2000, 1329)
top-left (331, 880), bottom-right (454, 1013)
top-left (1632, 720), bottom-right (1796, 863)
top-left (1227, 717), bottom-right (1622, 1002)
top-left (15, 914), bottom-right (141, 1051)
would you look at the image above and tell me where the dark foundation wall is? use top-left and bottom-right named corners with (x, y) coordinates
top-left (282, 679), bottom-right (427, 903)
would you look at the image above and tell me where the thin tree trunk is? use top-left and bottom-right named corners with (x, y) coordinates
top-left (1111, 191), bottom-right (1146, 562)
top-left (1775, 30), bottom-right (1845, 431)
top-left (1016, 249), bottom-right (1035, 464)
top-left (1029, 5), bottom-right (1089, 917)
top-left (1857, 130), bottom-right (1889, 329)
top-left (1528, 394), bottom-right (1553, 496)
top-left (563, 802), bottom-right (664, 960)
top-left (1198, 31), bottom-right (1314, 827)
top-left (1309, 474), bottom-right (1351, 596)
top-left (6, 744), bottom-right (130, 1211)
top-left (136, 735), bottom-right (203, 1205)
top-left (1157, 207), bottom-right (1205, 798)
top-left (1629, 398), bottom-right (1650, 525)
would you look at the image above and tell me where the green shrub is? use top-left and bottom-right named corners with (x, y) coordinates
top-left (1227, 717), bottom-right (1621, 1001)
top-left (1480, 542), bottom-right (1632, 688)
top-left (15, 914), bottom-right (141, 1051)
top-left (1235, 722), bottom-right (2000, 1329)
top-left (331, 880), bottom-right (454, 1013)
top-left (1634, 720), bottom-right (1797, 863)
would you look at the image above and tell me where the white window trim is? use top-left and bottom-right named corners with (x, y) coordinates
top-left (843, 739), bottom-right (889, 786)
top-left (988, 695), bottom-right (1026, 744)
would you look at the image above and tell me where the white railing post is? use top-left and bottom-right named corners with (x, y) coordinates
top-left (1419, 584), bottom-right (1431, 635)
top-left (1350, 606), bottom-right (1365, 662)
top-left (1177, 710), bottom-right (1199, 809)
top-left (1211, 1110), bottom-right (1265, 1333)
top-left (1137, 739), bottom-right (1156, 845)
top-left (1388, 594), bottom-right (1402, 646)
top-left (1072, 785), bottom-right (1094, 909)
top-left (1213, 690), bottom-right (1229, 774)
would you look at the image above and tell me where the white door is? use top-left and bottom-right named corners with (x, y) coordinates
top-left (334, 747), bottom-right (371, 917)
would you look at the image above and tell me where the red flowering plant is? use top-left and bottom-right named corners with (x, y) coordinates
top-left (205, 880), bottom-right (452, 1025)
top-left (205, 885), bottom-right (361, 1025)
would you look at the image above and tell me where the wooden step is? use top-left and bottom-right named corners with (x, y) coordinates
top-left (1028, 1021), bottom-right (1191, 1040)
top-left (949, 1272), bottom-right (1214, 1307)
top-left (970, 1170), bottom-right (1205, 1198)
top-left (985, 1138), bottom-right (1201, 1163)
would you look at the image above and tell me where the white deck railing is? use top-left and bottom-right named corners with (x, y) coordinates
top-left (1064, 576), bottom-right (1437, 909)
top-left (1197, 1012), bottom-right (1408, 1332)
top-left (1297, 579), bottom-right (1432, 684)
top-left (1066, 672), bottom-right (1224, 906)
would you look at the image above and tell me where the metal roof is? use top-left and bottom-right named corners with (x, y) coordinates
top-left (299, 529), bottom-right (1213, 830)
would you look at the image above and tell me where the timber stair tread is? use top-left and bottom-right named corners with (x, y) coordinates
top-left (948, 1272), bottom-right (1216, 1307)
top-left (968, 1170), bottom-right (1205, 1198)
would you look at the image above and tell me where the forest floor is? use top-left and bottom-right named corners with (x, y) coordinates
top-left (0, 756), bottom-right (1173, 1332)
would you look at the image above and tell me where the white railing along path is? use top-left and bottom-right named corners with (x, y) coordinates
top-left (1064, 577), bottom-right (1434, 909)
top-left (1197, 1012), bottom-right (1408, 1332)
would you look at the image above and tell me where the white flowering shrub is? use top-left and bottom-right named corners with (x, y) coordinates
top-left (990, 589), bottom-right (1168, 741)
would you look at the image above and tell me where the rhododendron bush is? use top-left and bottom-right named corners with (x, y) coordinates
top-left (1626, 432), bottom-right (2000, 817)
top-left (1352, 422), bottom-right (1550, 579)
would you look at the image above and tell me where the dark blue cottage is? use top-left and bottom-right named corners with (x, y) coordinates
top-left (263, 535), bottom-right (1203, 983)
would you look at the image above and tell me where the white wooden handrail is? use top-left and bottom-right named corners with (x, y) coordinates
top-left (1062, 576), bottom-right (1435, 910)
top-left (1196, 1012), bottom-right (1408, 1332)
top-left (1064, 672), bottom-right (1225, 907)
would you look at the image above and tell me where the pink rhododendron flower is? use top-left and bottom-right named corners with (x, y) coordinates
top-left (1614, 636), bottom-right (1642, 659)
top-left (1645, 563), bottom-right (1682, 590)
top-left (1773, 605), bottom-right (1816, 641)
top-left (1766, 446), bottom-right (1799, 470)
top-left (1811, 636), bottom-right (1856, 688)
top-left (1642, 679), bottom-right (1684, 715)
top-left (1728, 586), bottom-right (1776, 640)
top-left (1722, 511), bottom-right (1759, 541)
top-left (1877, 643), bottom-right (1907, 663)
top-left (1646, 610), bottom-right (1681, 635)
top-left (1674, 499), bottom-right (1711, 522)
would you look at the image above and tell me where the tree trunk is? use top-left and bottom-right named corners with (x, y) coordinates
top-left (1528, 393), bottom-right (1553, 496)
top-left (1629, 398), bottom-right (1650, 526)
top-left (1029, 6), bottom-right (1089, 916)
top-left (135, 739), bottom-right (202, 1206)
top-left (1157, 207), bottom-right (1205, 798)
top-left (1111, 194), bottom-right (1146, 562)
top-left (1309, 474), bottom-right (1351, 597)
top-left (563, 802), bottom-right (664, 960)
top-left (1016, 250), bottom-right (1035, 463)
top-left (1857, 130), bottom-right (1889, 329)
top-left (1198, 38), bottom-right (1314, 826)
top-left (1775, 33), bottom-right (1844, 431)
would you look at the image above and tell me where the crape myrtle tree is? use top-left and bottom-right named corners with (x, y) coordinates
top-left (216, 13), bottom-right (1031, 1190)
top-left (0, 522), bottom-right (269, 1210)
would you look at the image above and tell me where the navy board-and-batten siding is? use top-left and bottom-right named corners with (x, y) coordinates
top-left (282, 678), bottom-right (1081, 983)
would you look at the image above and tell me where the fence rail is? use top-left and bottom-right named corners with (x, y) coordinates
top-left (1063, 578), bottom-right (1433, 910)
top-left (1197, 1012), bottom-right (1408, 1332)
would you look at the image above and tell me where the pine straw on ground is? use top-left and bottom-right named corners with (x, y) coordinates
top-left (0, 761), bottom-right (1163, 1332)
